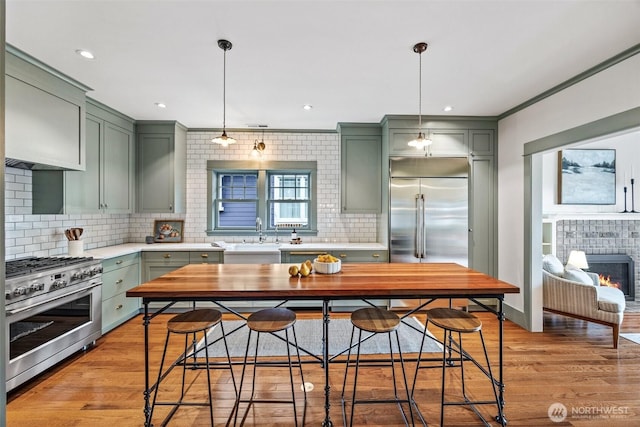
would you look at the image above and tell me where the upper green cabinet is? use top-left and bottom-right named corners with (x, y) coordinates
top-left (338, 123), bottom-right (382, 213)
top-left (5, 45), bottom-right (91, 170)
top-left (470, 129), bottom-right (495, 156)
top-left (32, 99), bottom-right (135, 214)
top-left (389, 128), bottom-right (469, 157)
top-left (136, 121), bottom-right (187, 213)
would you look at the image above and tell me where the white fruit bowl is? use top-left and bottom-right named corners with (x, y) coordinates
top-left (313, 258), bottom-right (341, 274)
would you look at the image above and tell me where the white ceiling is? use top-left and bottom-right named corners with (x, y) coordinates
top-left (6, 0), bottom-right (640, 130)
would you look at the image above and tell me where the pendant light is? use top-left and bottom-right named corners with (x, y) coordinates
top-left (408, 42), bottom-right (432, 150)
top-left (212, 39), bottom-right (236, 146)
top-left (251, 129), bottom-right (266, 158)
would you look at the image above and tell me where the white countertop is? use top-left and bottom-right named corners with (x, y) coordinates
top-left (84, 242), bottom-right (387, 260)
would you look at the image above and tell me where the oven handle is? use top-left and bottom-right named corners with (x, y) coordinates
top-left (6, 281), bottom-right (102, 316)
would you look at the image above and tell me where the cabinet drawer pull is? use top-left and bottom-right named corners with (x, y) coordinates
top-left (116, 304), bottom-right (123, 310)
top-left (200, 253), bottom-right (209, 258)
top-left (372, 253), bottom-right (380, 258)
top-left (163, 254), bottom-right (172, 259)
top-left (339, 254), bottom-right (347, 258)
top-left (115, 279), bottom-right (123, 285)
top-left (290, 251), bottom-right (328, 256)
top-left (115, 260), bottom-right (123, 265)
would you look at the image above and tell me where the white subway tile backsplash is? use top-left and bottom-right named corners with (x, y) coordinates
top-left (5, 130), bottom-right (380, 258)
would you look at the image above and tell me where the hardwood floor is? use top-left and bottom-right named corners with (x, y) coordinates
top-left (6, 310), bottom-right (640, 426)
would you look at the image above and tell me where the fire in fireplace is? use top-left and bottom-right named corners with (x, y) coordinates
top-left (586, 254), bottom-right (635, 301)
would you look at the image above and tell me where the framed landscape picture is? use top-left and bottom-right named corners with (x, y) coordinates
top-left (558, 149), bottom-right (616, 205)
top-left (153, 220), bottom-right (184, 243)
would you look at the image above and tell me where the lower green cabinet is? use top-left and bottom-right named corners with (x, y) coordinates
top-left (280, 249), bottom-right (389, 310)
top-left (102, 253), bottom-right (140, 334)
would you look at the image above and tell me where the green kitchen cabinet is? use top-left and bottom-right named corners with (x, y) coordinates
top-left (338, 123), bottom-right (382, 213)
top-left (32, 99), bottom-right (135, 214)
top-left (101, 253), bottom-right (140, 334)
top-left (470, 129), bottom-right (495, 156)
top-left (469, 155), bottom-right (496, 277)
top-left (281, 248), bottom-right (389, 310)
top-left (5, 45), bottom-right (90, 171)
top-left (389, 128), bottom-right (469, 157)
top-left (141, 251), bottom-right (190, 282)
top-left (142, 250), bottom-right (228, 310)
top-left (136, 121), bottom-right (187, 213)
top-left (281, 249), bottom-right (388, 264)
top-left (189, 251), bottom-right (224, 264)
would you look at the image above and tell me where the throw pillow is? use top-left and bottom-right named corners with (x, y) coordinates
top-left (563, 266), bottom-right (595, 286)
top-left (542, 254), bottom-right (564, 276)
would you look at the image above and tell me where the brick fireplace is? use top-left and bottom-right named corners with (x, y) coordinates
top-left (555, 219), bottom-right (640, 302)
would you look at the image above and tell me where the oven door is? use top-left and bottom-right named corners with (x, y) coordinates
top-left (5, 280), bottom-right (102, 391)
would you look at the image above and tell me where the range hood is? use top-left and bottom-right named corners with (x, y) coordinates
top-left (4, 157), bottom-right (79, 171)
top-left (5, 158), bottom-right (36, 170)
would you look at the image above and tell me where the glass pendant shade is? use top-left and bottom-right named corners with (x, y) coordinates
top-left (212, 130), bottom-right (236, 147)
top-left (408, 132), bottom-right (432, 149)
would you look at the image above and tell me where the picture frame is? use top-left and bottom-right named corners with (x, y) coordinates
top-left (558, 149), bottom-right (616, 205)
top-left (153, 220), bottom-right (184, 243)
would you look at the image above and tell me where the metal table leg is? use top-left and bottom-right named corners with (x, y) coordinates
top-left (322, 299), bottom-right (333, 427)
top-left (143, 300), bottom-right (152, 427)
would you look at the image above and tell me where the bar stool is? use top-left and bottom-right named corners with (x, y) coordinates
top-left (341, 307), bottom-right (414, 426)
top-left (150, 308), bottom-right (236, 426)
top-left (234, 307), bottom-right (307, 426)
top-left (413, 308), bottom-right (503, 426)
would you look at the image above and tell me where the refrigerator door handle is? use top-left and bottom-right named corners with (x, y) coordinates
top-left (416, 194), bottom-right (425, 258)
top-left (420, 194), bottom-right (426, 259)
top-left (415, 194), bottom-right (421, 258)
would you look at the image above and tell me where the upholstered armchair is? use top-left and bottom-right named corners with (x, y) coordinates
top-left (542, 254), bottom-right (626, 349)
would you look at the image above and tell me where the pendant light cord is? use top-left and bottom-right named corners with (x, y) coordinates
top-left (222, 47), bottom-right (227, 130)
top-left (418, 50), bottom-right (422, 131)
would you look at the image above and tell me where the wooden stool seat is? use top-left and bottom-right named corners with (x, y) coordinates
top-left (351, 307), bottom-right (400, 333)
top-left (426, 307), bottom-right (482, 333)
top-left (167, 308), bottom-right (222, 334)
top-left (247, 307), bottom-right (296, 333)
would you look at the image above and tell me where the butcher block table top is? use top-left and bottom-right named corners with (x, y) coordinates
top-left (127, 262), bottom-right (520, 300)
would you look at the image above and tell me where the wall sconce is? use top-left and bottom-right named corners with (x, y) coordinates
top-left (251, 129), bottom-right (266, 158)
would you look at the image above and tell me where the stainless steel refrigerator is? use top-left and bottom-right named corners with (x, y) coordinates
top-left (389, 158), bottom-right (469, 308)
top-left (389, 157), bottom-right (469, 264)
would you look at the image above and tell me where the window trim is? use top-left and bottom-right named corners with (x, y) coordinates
top-left (206, 160), bottom-right (317, 237)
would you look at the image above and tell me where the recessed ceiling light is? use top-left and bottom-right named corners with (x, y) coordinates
top-left (303, 104), bottom-right (313, 111)
top-left (443, 105), bottom-right (453, 112)
top-left (155, 102), bottom-right (167, 108)
top-left (75, 49), bottom-right (95, 60)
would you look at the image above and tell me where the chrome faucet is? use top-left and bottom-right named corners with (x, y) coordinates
top-left (256, 217), bottom-right (266, 243)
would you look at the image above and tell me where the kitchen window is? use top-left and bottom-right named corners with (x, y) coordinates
top-left (207, 160), bottom-right (317, 236)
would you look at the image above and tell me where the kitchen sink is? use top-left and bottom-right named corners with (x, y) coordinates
top-left (221, 242), bottom-right (281, 264)
top-left (230, 242), bottom-right (281, 251)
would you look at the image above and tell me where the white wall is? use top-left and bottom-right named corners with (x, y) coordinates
top-left (498, 53), bottom-right (640, 328)
top-left (542, 130), bottom-right (640, 216)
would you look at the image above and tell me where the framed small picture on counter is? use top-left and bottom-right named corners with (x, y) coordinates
top-left (153, 220), bottom-right (184, 243)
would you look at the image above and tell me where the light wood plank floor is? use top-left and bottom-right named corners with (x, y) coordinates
top-left (6, 310), bottom-right (640, 426)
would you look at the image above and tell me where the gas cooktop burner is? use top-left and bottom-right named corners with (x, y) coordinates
top-left (5, 257), bottom-right (95, 279)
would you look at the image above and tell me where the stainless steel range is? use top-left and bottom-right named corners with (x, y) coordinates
top-left (5, 256), bottom-right (103, 391)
